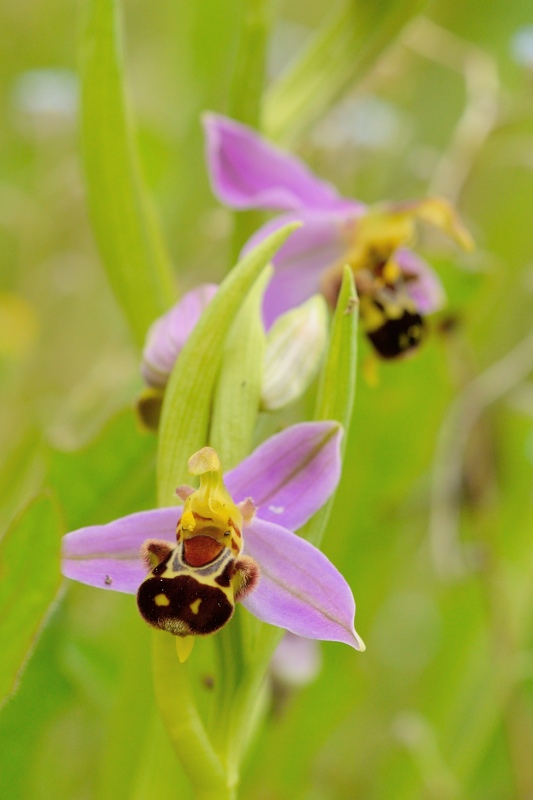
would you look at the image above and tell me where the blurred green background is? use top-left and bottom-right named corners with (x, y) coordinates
top-left (1, 0), bottom-right (533, 797)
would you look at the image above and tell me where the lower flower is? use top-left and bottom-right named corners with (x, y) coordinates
top-left (62, 422), bottom-right (365, 656)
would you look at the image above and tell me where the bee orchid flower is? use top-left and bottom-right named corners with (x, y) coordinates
top-left (203, 113), bottom-right (473, 359)
top-left (62, 421), bottom-right (364, 658)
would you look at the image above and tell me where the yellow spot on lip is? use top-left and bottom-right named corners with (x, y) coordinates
top-left (189, 598), bottom-right (202, 615)
top-left (154, 593), bottom-right (170, 607)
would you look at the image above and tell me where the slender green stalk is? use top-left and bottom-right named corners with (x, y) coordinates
top-left (228, 0), bottom-right (273, 127)
top-left (222, 623), bottom-right (283, 783)
top-left (152, 631), bottom-right (234, 799)
top-left (228, 0), bottom-right (274, 263)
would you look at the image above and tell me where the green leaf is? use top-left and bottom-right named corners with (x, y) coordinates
top-left (303, 266), bottom-right (359, 546)
top-left (157, 222), bottom-right (300, 506)
top-left (80, 0), bottom-right (176, 346)
top-left (315, 266), bottom-right (358, 434)
top-left (228, 0), bottom-right (273, 127)
top-left (263, 0), bottom-right (427, 144)
top-left (209, 267), bottom-right (271, 469)
top-left (0, 494), bottom-right (63, 707)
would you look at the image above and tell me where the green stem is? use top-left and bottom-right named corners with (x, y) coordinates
top-left (81, 0), bottom-right (176, 346)
top-left (223, 622), bottom-right (283, 780)
top-left (228, 0), bottom-right (273, 127)
top-left (228, 0), bottom-right (273, 264)
top-left (151, 631), bottom-right (234, 799)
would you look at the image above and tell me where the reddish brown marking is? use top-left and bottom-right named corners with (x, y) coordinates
top-left (183, 536), bottom-right (224, 567)
top-left (228, 518), bottom-right (241, 538)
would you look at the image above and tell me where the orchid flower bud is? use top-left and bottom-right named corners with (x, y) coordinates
top-left (261, 295), bottom-right (328, 411)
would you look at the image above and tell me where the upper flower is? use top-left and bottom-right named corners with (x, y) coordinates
top-left (203, 113), bottom-right (473, 359)
top-left (62, 421), bottom-right (364, 656)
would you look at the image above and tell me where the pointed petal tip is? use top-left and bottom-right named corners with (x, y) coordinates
top-left (243, 518), bottom-right (359, 647)
top-left (175, 635), bottom-right (195, 663)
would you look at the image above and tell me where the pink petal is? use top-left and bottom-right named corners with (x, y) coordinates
top-left (62, 508), bottom-right (179, 593)
top-left (226, 421), bottom-right (342, 532)
top-left (243, 518), bottom-right (364, 650)
top-left (141, 284), bottom-right (218, 388)
top-left (203, 112), bottom-right (350, 212)
top-left (241, 208), bottom-right (361, 328)
top-left (397, 248), bottom-right (446, 314)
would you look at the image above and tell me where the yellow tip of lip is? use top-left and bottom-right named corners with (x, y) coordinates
top-left (175, 635), bottom-right (195, 663)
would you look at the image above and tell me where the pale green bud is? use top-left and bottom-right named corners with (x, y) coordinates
top-left (261, 295), bottom-right (328, 411)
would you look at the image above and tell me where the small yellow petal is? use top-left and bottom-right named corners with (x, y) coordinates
top-left (410, 197), bottom-right (474, 252)
top-left (175, 635), bottom-right (195, 663)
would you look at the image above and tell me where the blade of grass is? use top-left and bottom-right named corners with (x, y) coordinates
top-left (80, 0), bottom-right (176, 346)
top-left (303, 266), bottom-right (359, 546)
top-left (0, 494), bottom-right (63, 707)
top-left (263, 0), bottom-right (426, 145)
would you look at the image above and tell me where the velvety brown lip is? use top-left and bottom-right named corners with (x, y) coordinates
top-left (183, 535), bottom-right (224, 567)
